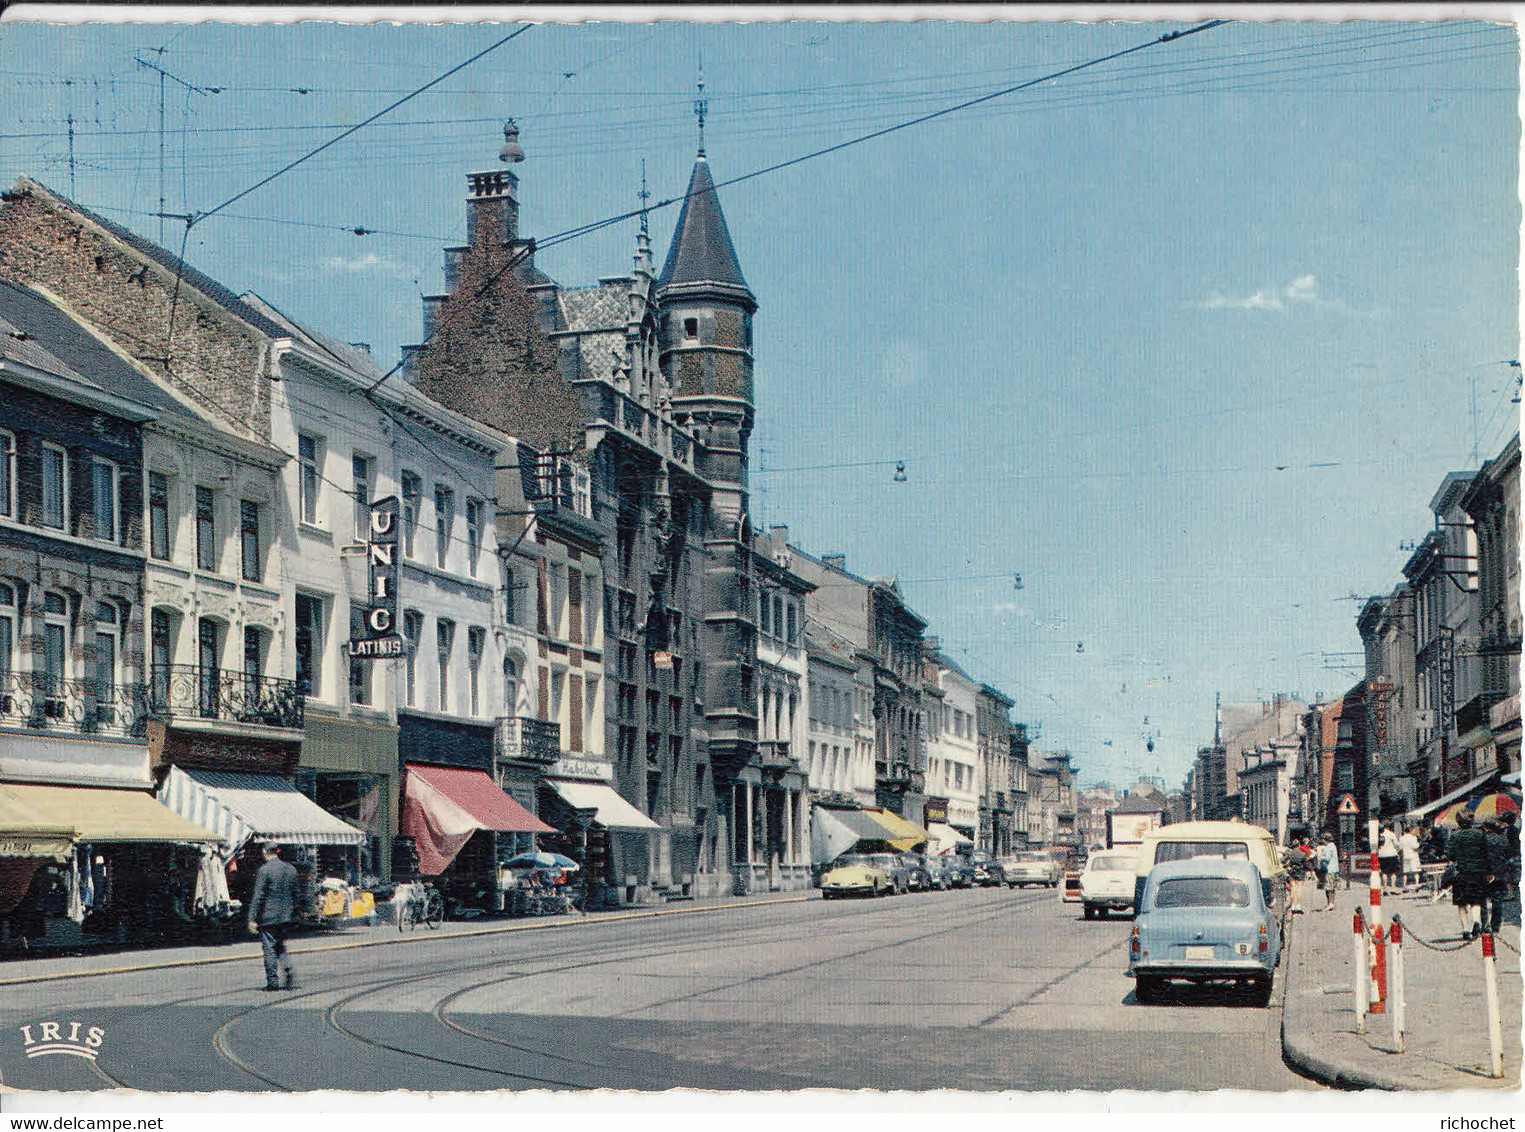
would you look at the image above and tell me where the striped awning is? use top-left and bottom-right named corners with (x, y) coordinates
top-left (158, 766), bottom-right (365, 857)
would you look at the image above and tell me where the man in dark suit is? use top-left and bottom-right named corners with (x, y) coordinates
top-left (248, 842), bottom-right (299, 990)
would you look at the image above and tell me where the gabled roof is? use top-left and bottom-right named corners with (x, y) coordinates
top-left (1115, 792), bottom-right (1167, 815)
top-left (0, 278), bottom-right (185, 419)
top-left (658, 156), bottom-right (754, 308)
top-left (20, 177), bottom-right (290, 342)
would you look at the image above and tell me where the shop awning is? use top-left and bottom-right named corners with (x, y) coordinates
top-left (158, 766), bottom-right (365, 857)
top-left (814, 806), bottom-right (897, 845)
top-left (870, 809), bottom-right (931, 851)
top-left (0, 785), bottom-right (75, 860)
top-left (545, 779), bottom-right (661, 830)
top-left (402, 764), bottom-right (554, 876)
top-left (1404, 769), bottom-right (1502, 821)
top-left (926, 821), bottom-right (973, 851)
top-left (3, 782), bottom-right (221, 846)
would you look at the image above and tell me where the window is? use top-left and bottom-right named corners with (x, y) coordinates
top-left (93, 601), bottom-right (119, 706)
top-left (149, 473), bottom-right (171, 560)
top-left (197, 618), bottom-right (220, 718)
top-left (436, 619), bottom-right (454, 713)
top-left (348, 603), bottom-right (370, 706)
top-left (466, 498), bottom-right (484, 577)
top-left (504, 566), bottom-right (518, 625)
top-left (467, 626), bottom-right (484, 716)
top-left (402, 609), bottom-right (422, 707)
top-left (759, 592), bottom-right (770, 635)
top-left (786, 602), bottom-right (797, 643)
top-left (352, 454), bottom-right (373, 541)
top-left (243, 626), bottom-right (263, 688)
top-left (550, 564), bottom-right (566, 638)
top-left (41, 445), bottom-right (67, 530)
top-left (1335, 763), bottom-right (1355, 792)
top-left (298, 434), bottom-right (322, 525)
top-left (294, 594), bottom-right (322, 697)
top-left (682, 317), bottom-right (698, 340)
top-left (236, 500), bottom-right (262, 582)
top-left (435, 486), bottom-right (454, 570)
top-left (503, 656), bottom-right (520, 717)
top-left (92, 459), bottom-right (119, 543)
top-left (568, 569), bottom-right (582, 645)
top-left (0, 431), bottom-right (13, 518)
top-left (584, 575), bottom-right (599, 645)
top-left (1153, 877), bottom-right (1252, 909)
top-left (150, 609), bottom-right (172, 704)
top-left (0, 582), bottom-right (13, 686)
top-left (195, 487), bottom-right (217, 571)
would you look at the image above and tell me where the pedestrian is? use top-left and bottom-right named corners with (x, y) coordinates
top-left (248, 841), bottom-right (299, 991)
top-left (1314, 833), bottom-right (1341, 911)
top-left (1445, 810), bottom-right (1492, 940)
top-left (1399, 824), bottom-right (1422, 890)
top-left (1378, 823), bottom-right (1401, 893)
top-left (1482, 815), bottom-right (1519, 934)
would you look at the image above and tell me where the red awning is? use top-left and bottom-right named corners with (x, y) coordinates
top-left (402, 764), bottom-right (555, 876)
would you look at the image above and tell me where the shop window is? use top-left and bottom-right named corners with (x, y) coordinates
top-left (0, 430), bottom-right (13, 518)
top-left (41, 444), bottom-right (67, 530)
top-left (149, 473), bottom-right (171, 560)
top-left (400, 471), bottom-right (421, 559)
top-left (92, 458), bottom-right (119, 544)
top-left (195, 486), bottom-right (218, 572)
top-left (240, 500), bottom-right (262, 582)
top-left (298, 434), bottom-right (323, 526)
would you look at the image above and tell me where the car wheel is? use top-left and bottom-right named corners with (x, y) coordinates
top-left (1135, 976), bottom-right (1165, 1005)
top-left (1083, 904), bottom-right (1096, 920)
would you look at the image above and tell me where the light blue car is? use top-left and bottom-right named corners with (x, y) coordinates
top-left (1128, 858), bottom-right (1282, 1006)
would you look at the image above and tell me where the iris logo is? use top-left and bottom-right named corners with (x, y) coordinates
top-left (18, 1021), bottom-right (105, 1060)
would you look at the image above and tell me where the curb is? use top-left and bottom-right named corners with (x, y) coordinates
top-left (0, 893), bottom-right (812, 988)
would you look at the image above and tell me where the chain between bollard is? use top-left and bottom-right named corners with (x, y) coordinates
top-left (1492, 932), bottom-right (1519, 955)
top-left (1390, 914), bottom-right (1477, 953)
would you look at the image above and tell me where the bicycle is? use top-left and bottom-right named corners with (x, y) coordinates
top-left (394, 881), bottom-right (444, 931)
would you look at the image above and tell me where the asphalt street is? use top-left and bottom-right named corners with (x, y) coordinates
top-left (0, 887), bottom-right (1319, 1093)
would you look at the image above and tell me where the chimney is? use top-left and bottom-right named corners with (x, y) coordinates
top-left (822, 554), bottom-right (847, 572)
top-left (769, 525), bottom-right (788, 559)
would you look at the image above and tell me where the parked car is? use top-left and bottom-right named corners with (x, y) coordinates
top-left (899, 853), bottom-right (933, 892)
top-left (995, 857), bottom-right (1027, 888)
top-left (1080, 849), bottom-right (1139, 919)
top-left (870, 852), bottom-right (911, 894)
top-left (943, 854), bottom-right (976, 888)
top-left (1128, 858), bottom-right (1282, 1006)
top-left (820, 854), bottom-right (893, 899)
top-left (923, 855), bottom-right (951, 890)
top-left (969, 850), bottom-right (1004, 887)
top-left (1005, 851), bottom-right (1062, 887)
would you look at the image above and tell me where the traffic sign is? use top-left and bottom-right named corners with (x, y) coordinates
top-left (1337, 793), bottom-right (1359, 815)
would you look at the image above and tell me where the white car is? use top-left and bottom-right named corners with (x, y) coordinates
top-left (1080, 849), bottom-right (1139, 919)
top-left (1005, 851), bottom-right (1062, 887)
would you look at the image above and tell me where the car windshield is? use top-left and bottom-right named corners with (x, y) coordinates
top-left (1018, 854), bottom-right (1047, 863)
top-left (872, 855), bottom-right (898, 869)
top-left (1154, 841), bottom-right (1251, 864)
top-left (834, 855), bottom-right (873, 869)
top-left (1088, 854), bottom-right (1134, 872)
top-left (1153, 877), bottom-right (1252, 908)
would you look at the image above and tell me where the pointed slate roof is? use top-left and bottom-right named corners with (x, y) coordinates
top-left (658, 156), bottom-right (754, 308)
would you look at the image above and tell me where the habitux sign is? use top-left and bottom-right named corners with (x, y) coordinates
top-left (346, 495), bottom-right (405, 661)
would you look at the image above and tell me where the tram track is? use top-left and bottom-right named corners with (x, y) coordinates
top-left (86, 887), bottom-right (1054, 1093)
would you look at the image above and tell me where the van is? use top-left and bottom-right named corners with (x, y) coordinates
top-left (1131, 820), bottom-right (1284, 914)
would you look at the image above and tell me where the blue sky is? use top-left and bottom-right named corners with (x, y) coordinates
top-left (1, 12), bottom-right (1518, 789)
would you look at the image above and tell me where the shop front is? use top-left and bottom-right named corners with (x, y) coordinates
top-left (297, 708), bottom-right (399, 883)
top-left (156, 765), bottom-right (366, 920)
top-left (0, 781), bottom-right (221, 950)
top-left (399, 762), bottom-right (554, 913)
top-left (541, 763), bottom-right (660, 907)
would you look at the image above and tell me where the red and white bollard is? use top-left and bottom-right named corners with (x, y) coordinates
top-left (1389, 917), bottom-right (1406, 1053)
top-left (1368, 848), bottom-right (1386, 1014)
top-left (1482, 931), bottom-right (1504, 1078)
top-left (1353, 907), bottom-right (1368, 1033)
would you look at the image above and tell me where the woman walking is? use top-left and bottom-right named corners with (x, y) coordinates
top-left (1399, 824), bottom-right (1422, 890)
top-left (1378, 823), bottom-right (1401, 893)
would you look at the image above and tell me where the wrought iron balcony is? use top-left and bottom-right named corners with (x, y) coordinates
top-left (496, 715), bottom-right (561, 763)
top-left (0, 672), bottom-right (150, 736)
top-left (147, 665), bottom-right (304, 731)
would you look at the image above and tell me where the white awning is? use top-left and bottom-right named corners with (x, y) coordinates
top-left (926, 821), bottom-right (973, 851)
top-left (158, 766), bottom-right (365, 857)
top-left (1404, 769), bottom-right (1502, 821)
top-left (545, 779), bottom-right (660, 830)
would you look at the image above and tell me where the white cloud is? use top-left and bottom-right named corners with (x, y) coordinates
top-left (1191, 273), bottom-right (1320, 312)
top-left (318, 252), bottom-right (403, 275)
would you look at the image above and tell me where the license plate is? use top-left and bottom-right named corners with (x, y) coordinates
top-left (1183, 946), bottom-right (1216, 960)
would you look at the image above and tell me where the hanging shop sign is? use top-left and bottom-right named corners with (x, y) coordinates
top-left (346, 495), bottom-right (406, 661)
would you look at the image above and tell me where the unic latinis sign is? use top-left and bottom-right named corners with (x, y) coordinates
top-left (347, 495), bottom-right (405, 660)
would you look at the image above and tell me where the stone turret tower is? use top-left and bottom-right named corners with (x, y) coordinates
top-left (657, 145), bottom-right (756, 534)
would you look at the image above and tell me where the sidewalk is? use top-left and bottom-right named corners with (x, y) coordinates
top-left (1282, 877), bottom-right (1522, 1090)
top-left (0, 888), bottom-right (811, 987)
